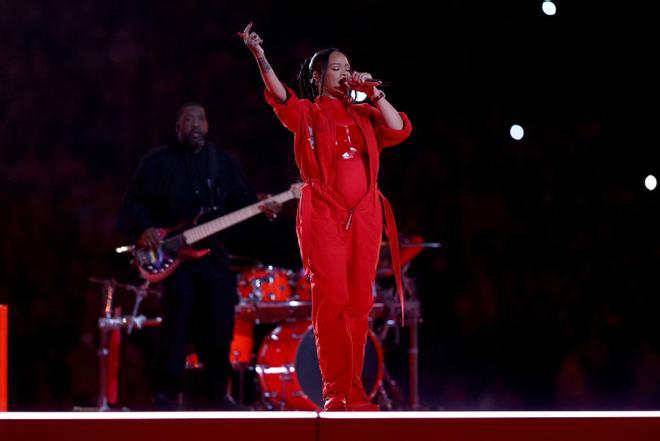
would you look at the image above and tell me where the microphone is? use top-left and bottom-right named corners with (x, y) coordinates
top-left (362, 78), bottom-right (391, 86)
top-left (340, 78), bottom-right (391, 87)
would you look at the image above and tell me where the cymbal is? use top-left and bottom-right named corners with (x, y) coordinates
top-left (381, 241), bottom-right (441, 249)
top-left (377, 238), bottom-right (440, 276)
top-left (228, 254), bottom-right (263, 272)
top-left (87, 277), bottom-right (161, 295)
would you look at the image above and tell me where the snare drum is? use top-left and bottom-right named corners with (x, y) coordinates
top-left (256, 321), bottom-right (383, 410)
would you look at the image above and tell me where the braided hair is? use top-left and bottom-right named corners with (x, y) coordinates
top-left (297, 47), bottom-right (340, 100)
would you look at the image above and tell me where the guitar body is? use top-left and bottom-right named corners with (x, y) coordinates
top-left (134, 226), bottom-right (210, 283)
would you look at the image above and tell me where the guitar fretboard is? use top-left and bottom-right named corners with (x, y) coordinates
top-left (183, 190), bottom-right (294, 245)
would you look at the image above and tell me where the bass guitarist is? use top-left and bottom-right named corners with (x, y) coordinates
top-left (117, 102), bottom-right (281, 410)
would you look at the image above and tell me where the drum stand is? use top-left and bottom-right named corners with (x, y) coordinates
top-left (74, 278), bottom-right (161, 411)
top-left (377, 238), bottom-right (438, 410)
top-left (376, 368), bottom-right (407, 411)
top-left (375, 315), bottom-right (418, 411)
top-left (231, 363), bottom-right (250, 405)
top-left (375, 265), bottom-right (424, 410)
top-left (406, 297), bottom-right (422, 410)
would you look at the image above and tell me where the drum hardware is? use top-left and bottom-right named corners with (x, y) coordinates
top-left (378, 318), bottom-right (400, 345)
top-left (376, 377), bottom-right (394, 410)
top-left (377, 238), bottom-right (441, 278)
top-left (228, 254), bottom-right (264, 273)
top-left (375, 248), bottom-right (427, 410)
top-left (228, 316), bottom-right (255, 404)
top-left (377, 369), bottom-right (408, 411)
top-left (234, 365), bottom-right (249, 405)
top-left (74, 278), bottom-right (161, 411)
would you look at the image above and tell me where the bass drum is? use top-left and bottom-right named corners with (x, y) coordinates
top-left (256, 321), bottom-right (383, 410)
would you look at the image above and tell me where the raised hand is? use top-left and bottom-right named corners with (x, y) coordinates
top-left (237, 21), bottom-right (264, 57)
top-left (237, 21), bottom-right (288, 103)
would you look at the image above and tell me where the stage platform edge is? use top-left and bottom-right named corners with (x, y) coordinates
top-left (2, 411), bottom-right (660, 441)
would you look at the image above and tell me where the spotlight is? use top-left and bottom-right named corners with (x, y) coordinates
top-left (645, 174), bottom-right (657, 191)
top-left (542, 1), bottom-right (557, 16)
top-left (510, 124), bottom-right (525, 141)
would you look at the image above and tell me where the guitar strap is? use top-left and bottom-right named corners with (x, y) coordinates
top-left (182, 143), bottom-right (220, 219)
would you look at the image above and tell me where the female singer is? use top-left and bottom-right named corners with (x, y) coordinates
top-left (239, 23), bottom-right (412, 411)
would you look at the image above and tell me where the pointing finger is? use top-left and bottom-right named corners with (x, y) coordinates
top-left (243, 21), bottom-right (253, 34)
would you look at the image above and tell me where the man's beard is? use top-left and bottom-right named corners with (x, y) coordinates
top-left (182, 130), bottom-right (206, 149)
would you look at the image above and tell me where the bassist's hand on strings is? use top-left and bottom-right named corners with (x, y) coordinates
top-left (139, 227), bottom-right (162, 250)
top-left (257, 193), bottom-right (283, 221)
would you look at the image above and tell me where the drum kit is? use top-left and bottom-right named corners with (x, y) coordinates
top-left (86, 237), bottom-right (439, 411)
top-left (220, 235), bottom-right (439, 411)
top-left (222, 264), bottom-right (386, 410)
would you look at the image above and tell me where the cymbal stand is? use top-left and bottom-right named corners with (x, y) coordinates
top-left (73, 279), bottom-right (116, 411)
top-left (406, 297), bottom-right (422, 410)
top-left (126, 281), bottom-right (151, 335)
top-left (401, 263), bottom-right (423, 410)
top-left (376, 264), bottom-right (424, 410)
top-left (75, 279), bottom-right (161, 411)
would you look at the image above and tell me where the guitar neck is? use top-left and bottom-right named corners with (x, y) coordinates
top-left (183, 189), bottom-right (294, 245)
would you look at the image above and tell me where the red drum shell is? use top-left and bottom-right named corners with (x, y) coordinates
top-left (237, 266), bottom-right (292, 303)
top-left (256, 321), bottom-right (383, 410)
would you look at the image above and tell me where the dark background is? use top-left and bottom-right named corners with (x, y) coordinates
top-left (2, 0), bottom-right (659, 410)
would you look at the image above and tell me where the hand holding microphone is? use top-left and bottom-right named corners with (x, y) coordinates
top-left (345, 71), bottom-right (382, 92)
top-left (342, 71), bottom-right (389, 103)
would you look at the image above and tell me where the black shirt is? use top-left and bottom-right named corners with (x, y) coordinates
top-left (117, 141), bottom-right (257, 253)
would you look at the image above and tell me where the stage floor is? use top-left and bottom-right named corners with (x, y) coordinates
top-left (2, 411), bottom-right (660, 441)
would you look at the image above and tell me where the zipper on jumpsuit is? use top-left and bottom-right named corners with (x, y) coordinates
top-left (314, 98), bottom-right (407, 324)
top-left (316, 101), bottom-right (366, 233)
top-left (344, 207), bottom-right (355, 230)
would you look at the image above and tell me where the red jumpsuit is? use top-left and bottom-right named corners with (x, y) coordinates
top-left (265, 85), bottom-right (412, 404)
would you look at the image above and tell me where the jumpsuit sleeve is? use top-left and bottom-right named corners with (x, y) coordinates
top-left (116, 154), bottom-right (163, 242)
top-left (263, 84), bottom-right (306, 133)
top-left (365, 105), bottom-right (413, 149)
